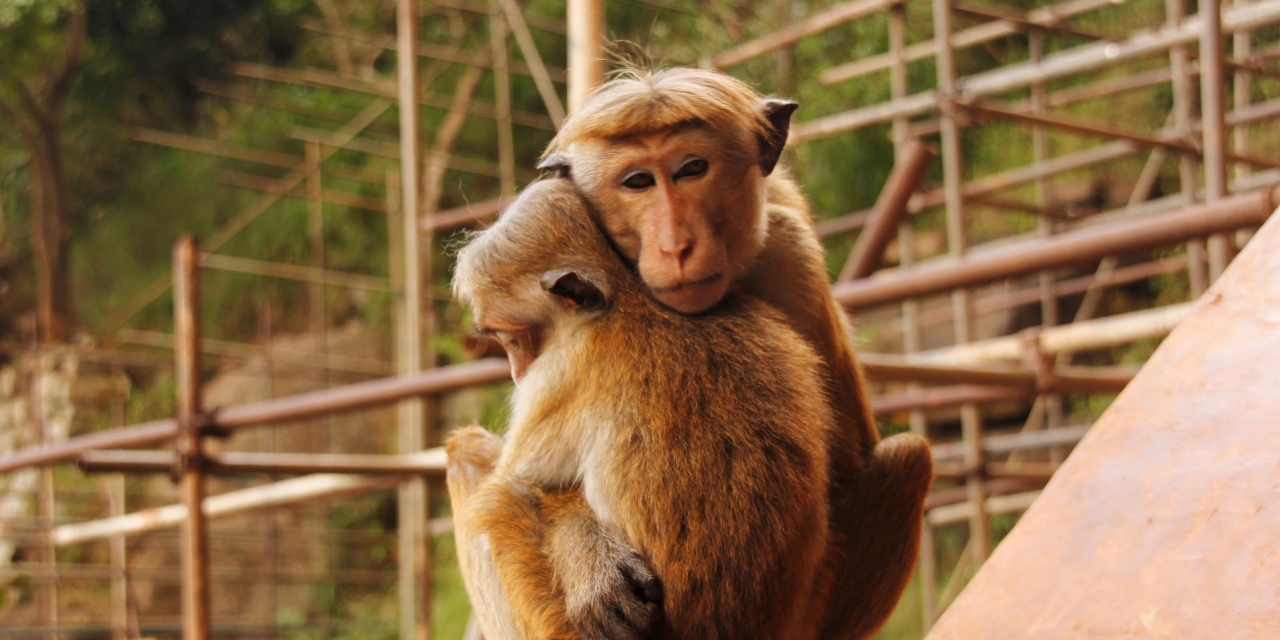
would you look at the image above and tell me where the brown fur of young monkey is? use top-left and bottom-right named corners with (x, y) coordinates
top-left (538, 67), bottom-right (934, 639)
top-left (450, 178), bottom-right (834, 640)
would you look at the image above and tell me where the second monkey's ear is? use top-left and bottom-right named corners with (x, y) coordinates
top-left (540, 270), bottom-right (607, 313)
top-left (537, 151), bottom-right (572, 179)
top-left (759, 98), bottom-right (799, 176)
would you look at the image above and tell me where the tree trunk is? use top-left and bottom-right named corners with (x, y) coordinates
top-left (28, 123), bottom-right (71, 343)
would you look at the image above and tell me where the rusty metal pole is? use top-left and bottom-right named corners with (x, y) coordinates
top-left (1168, 0), bottom-right (1209, 297)
top-left (839, 139), bottom-right (934, 281)
top-left (1029, 31), bottom-right (1066, 464)
top-left (305, 139), bottom-right (331, 455)
top-left (174, 237), bottom-right (210, 640)
top-left (567, 0), bottom-right (604, 114)
top-left (489, 0), bottom-right (517, 198)
top-left (31, 336), bottom-right (59, 637)
top-left (1233, 0), bottom-right (1253, 183)
top-left (888, 3), bottom-right (937, 629)
top-left (934, 0), bottom-right (988, 564)
top-left (396, 0), bottom-right (430, 637)
top-left (1202, 0), bottom-right (1231, 281)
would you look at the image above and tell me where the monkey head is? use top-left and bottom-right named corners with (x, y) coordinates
top-left (454, 179), bottom-right (633, 383)
top-left (538, 68), bottom-right (798, 314)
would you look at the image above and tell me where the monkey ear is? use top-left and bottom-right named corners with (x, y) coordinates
top-left (540, 270), bottom-right (607, 313)
top-left (537, 151), bottom-right (572, 179)
top-left (759, 98), bottom-right (799, 176)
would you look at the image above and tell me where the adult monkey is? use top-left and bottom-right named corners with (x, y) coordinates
top-left (536, 67), bottom-right (933, 640)
top-left (450, 179), bottom-right (833, 640)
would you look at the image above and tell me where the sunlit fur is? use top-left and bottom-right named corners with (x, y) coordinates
top-left (536, 66), bottom-right (934, 640)
top-left (449, 179), bottom-right (833, 640)
top-left (546, 68), bottom-right (771, 151)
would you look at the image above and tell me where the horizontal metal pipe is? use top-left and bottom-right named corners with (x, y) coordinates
top-left (871, 385), bottom-right (1030, 415)
top-left (932, 424), bottom-right (1091, 460)
top-left (214, 358), bottom-right (510, 428)
top-left (863, 353), bottom-right (1135, 393)
top-left (833, 190), bottom-right (1279, 309)
top-left (918, 303), bottom-right (1192, 364)
top-left (79, 449), bottom-right (448, 476)
top-left (819, 0), bottom-right (1126, 85)
top-left (710, 0), bottom-right (898, 69)
top-left (792, 0), bottom-right (1280, 144)
top-left (0, 358), bottom-right (511, 473)
top-left (51, 473), bottom-right (405, 546)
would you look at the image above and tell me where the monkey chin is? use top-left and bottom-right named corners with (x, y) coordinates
top-left (649, 273), bottom-right (728, 315)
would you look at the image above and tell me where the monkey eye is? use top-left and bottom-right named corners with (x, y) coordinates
top-left (673, 157), bottom-right (709, 181)
top-left (621, 170), bottom-right (656, 190)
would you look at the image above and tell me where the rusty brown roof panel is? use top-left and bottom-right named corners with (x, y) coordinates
top-left (926, 204), bottom-right (1280, 639)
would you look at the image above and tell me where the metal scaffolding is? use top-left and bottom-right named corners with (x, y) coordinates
top-left (1, 0), bottom-right (1278, 637)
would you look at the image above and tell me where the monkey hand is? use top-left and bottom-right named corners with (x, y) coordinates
top-left (544, 504), bottom-right (662, 640)
top-left (445, 426), bottom-right (503, 504)
top-left (564, 543), bottom-right (662, 640)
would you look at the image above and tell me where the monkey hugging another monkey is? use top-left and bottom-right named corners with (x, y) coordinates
top-left (447, 68), bottom-right (933, 640)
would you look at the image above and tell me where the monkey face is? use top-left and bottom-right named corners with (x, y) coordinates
top-left (566, 126), bottom-right (767, 314)
top-left (455, 180), bottom-right (619, 383)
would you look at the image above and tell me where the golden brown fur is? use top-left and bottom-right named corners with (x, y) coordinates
top-left (449, 179), bottom-right (833, 640)
top-left (537, 67), bottom-right (934, 639)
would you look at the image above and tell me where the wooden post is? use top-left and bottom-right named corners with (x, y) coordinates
top-left (395, 0), bottom-right (430, 635)
top-left (567, 0), bottom-right (604, 114)
top-left (174, 236), bottom-right (210, 640)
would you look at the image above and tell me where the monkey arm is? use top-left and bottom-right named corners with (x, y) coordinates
top-left (448, 428), bottom-right (525, 640)
top-left (448, 428), bottom-right (660, 640)
top-left (449, 427), bottom-right (575, 640)
top-left (541, 492), bottom-right (662, 640)
top-left (467, 477), bottom-right (582, 640)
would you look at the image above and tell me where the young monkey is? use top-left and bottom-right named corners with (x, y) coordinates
top-left (538, 67), bottom-right (933, 639)
top-left (449, 179), bottom-right (834, 640)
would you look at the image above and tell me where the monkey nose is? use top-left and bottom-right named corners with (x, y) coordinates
top-left (659, 236), bottom-right (695, 277)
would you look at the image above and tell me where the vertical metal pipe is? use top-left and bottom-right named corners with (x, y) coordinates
top-left (1167, 0), bottom-right (1208, 297)
top-left (305, 140), bottom-right (331, 455)
top-left (174, 236), bottom-right (210, 640)
top-left (1030, 31), bottom-right (1066, 464)
top-left (108, 370), bottom-right (128, 640)
top-left (567, 0), bottom-right (604, 114)
top-left (31, 338), bottom-right (58, 637)
top-left (106, 474), bottom-right (127, 640)
top-left (1030, 32), bottom-right (1058, 330)
top-left (395, 2), bottom-right (430, 631)
top-left (960, 402), bottom-right (986, 559)
top-left (888, 7), bottom-right (936, 627)
top-left (1201, 0), bottom-right (1230, 280)
top-left (490, 0), bottom-right (516, 198)
top-left (933, 0), bottom-right (987, 565)
top-left (1232, 0), bottom-right (1252, 182)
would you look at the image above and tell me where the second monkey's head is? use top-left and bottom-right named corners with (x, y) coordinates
top-left (538, 67), bottom-right (798, 314)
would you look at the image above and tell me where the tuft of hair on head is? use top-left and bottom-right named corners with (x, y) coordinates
top-left (603, 41), bottom-right (659, 76)
top-left (541, 67), bottom-right (772, 161)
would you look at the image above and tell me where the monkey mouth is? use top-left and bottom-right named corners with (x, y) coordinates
top-left (650, 272), bottom-right (725, 294)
